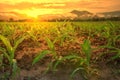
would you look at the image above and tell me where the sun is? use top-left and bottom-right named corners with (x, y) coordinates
top-left (13, 8), bottom-right (48, 18)
top-left (23, 8), bottom-right (41, 18)
top-left (26, 11), bottom-right (39, 18)
top-left (21, 8), bottom-right (58, 18)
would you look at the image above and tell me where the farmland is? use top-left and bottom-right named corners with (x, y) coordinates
top-left (0, 21), bottom-right (120, 80)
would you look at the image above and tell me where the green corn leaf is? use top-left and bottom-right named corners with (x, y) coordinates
top-left (114, 35), bottom-right (120, 45)
top-left (62, 55), bottom-right (80, 60)
top-left (0, 35), bottom-right (13, 54)
top-left (44, 61), bottom-right (53, 74)
top-left (71, 67), bottom-right (84, 78)
top-left (81, 39), bottom-right (91, 66)
top-left (110, 50), bottom-right (120, 61)
top-left (60, 34), bottom-right (67, 46)
top-left (0, 47), bottom-right (10, 62)
top-left (12, 59), bottom-right (18, 78)
top-left (32, 50), bottom-right (50, 65)
top-left (0, 54), bottom-right (3, 65)
top-left (13, 36), bottom-right (26, 52)
top-left (108, 21), bottom-right (115, 29)
top-left (53, 55), bottom-right (80, 71)
top-left (45, 37), bottom-right (54, 51)
top-left (27, 31), bottom-right (37, 41)
top-left (53, 60), bottom-right (61, 71)
top-left (53, 37), bottom-right (59, 44)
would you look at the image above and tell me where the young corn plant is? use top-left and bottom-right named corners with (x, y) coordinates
top-left (100, 22), bottom-right (120, 61)
top-left (32, 37), bottom-right (58, 73)
top-left (1, 24), bottom-right (14, 37)
top-left (81, 39), bottom-right (91, 66)
top-left (52, 55), bottom-right (81, 72)
top-left (32, 50), bottom-right (50, 65)
top-left (0, 54), bottom-right (4, 75)
top-left (27, 30), bottom-right (40, 46)
top-left (71, 39), bottom-right (92, 79)
top-left (109, 35), bottom-right (120, 60)
top-left (59, 33), bottom-right (68, 46)
top-left (0, 53), bottom-right (3, 65)
top-left (101, 22), bottom-right (116, 46)
top-left (45, 37), bottom-right (57, 58)
top-left (108, 47), bottom-right (120, 61)
top-left (0, 34), bottom-right (26, 79)
top-left (0, 47), bottom-right (10, 79)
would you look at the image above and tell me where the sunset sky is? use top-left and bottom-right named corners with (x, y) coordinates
top-left (0, 0), bottom-right (120, 18)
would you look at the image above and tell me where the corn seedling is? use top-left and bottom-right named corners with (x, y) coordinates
top-left (32, 50), bottom-right (50, 65)
top-left (81, 39), bottom-right (91, 66)
top-left (70, 39), bottom-right (92, 79)
top-left (45, 37), bottom-right (57, 58)
top-left (0, 34), bottom-right (26, 79)
top-left (53, 55), bottom-right (81, 72)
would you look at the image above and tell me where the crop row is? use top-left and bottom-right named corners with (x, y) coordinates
top-left (0, 21), bottom-right (120, 80)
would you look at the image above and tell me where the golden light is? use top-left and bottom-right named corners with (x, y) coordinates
top-left (23, 8), bottom-right (43, 18)
top-left (13, 8), bottom-right (64, 19)
top-left (0, 0), bottom-right (119, 20)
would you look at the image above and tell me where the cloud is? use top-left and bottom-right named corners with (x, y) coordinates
top-left (0, 0), bottom-right (80, 4)
top-left (43, 3), bottom-right (66, 7)
top-left (0, 2), bottom-right (67, 10)
top-left (0, 0), bottom-right (120, 13)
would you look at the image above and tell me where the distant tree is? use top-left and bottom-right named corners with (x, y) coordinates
top-left (17, 19), bottom-right (27, 22)
top-left (0, 19), bottom-right (5, 22)
top-left (9, 18), bottom-right (14, 22)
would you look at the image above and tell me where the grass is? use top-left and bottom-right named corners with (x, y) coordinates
top-left (0, 21), bottom-right (120, 79)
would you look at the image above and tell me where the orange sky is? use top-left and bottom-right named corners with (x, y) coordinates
top-left (0, 0), bottom-right (120, 18)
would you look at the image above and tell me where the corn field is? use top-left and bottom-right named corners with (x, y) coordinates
top-left (0, 21), bottom-right (120, 80)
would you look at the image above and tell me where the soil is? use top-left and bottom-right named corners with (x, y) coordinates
top-left (1, 37), bottom-right (120, 80)
top-left (16, 57), bottom-right (120, 80)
